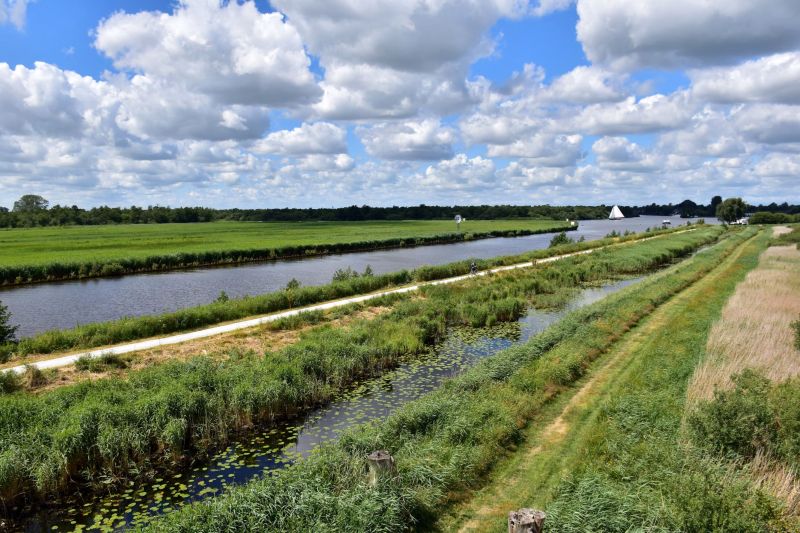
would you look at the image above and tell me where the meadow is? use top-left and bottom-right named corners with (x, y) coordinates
top-left (0, 219), bottom-right (570, 285)
top-left (0, 226), bottom-right (723, 518)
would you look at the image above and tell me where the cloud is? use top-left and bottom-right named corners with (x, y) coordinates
top-left (732, 104), bottom-right (800, 145)
top-left (487, 133), bottom-right (583, 167)
top-left (254, 123), bottom-right (347, 155)
top-left (413, 154), bottom-right (496, 191)
top-left (576, 0), bottom-right (800, 70)
top-left (274, 0), bottom-right (526, 120)
top-left (569, 93), bottom-right (694, 135)
top-left (0, 0), bottom-right (31, 30)
top-left (543, 66), bottom-right (626, 104)
top-left (592, 136), bottom-right (660, 172)
top-left (691, 52), bottom-right (800, 105)
top-left (95, 0), bottom-right (320, 107)
top-left (358, 119), bottom-right (455, 161)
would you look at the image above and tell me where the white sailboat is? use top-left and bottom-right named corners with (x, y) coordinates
top-left (608, 205), bottom-right (625, 220)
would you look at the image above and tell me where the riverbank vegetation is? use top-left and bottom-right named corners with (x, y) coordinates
top-left (0, 226), bottom-right (723, 514)
top-left (438, 227), bottom-right (800, 532)
top-left (0, 219), bottom-right (573, 285)
top-left (127, 225), bottom-right (754, 532)
top-left (0, 224), bottom-right (699, 364)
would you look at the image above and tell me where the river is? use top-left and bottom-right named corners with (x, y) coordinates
top-left (1, 216), bottom-right (710, 337)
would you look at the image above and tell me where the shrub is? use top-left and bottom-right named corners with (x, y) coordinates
top-left (0, 300), bottom-right (17, 344)
top-left (549, 232), bottom-right (574, 248)
top-left (688, 369), bottom-right (800, 469)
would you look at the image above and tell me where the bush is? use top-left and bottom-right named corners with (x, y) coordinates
top-left (688, 370), bottom-right (776, 460)
top-left (549, 232), bottom-right (574, 248)
top-left (689, 369), bottom-right (800, 469)
top-left (0, 300), bottom-right (17, 344)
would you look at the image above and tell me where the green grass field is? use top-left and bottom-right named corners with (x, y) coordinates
top-left (0, 219), bottom-right (567, 267)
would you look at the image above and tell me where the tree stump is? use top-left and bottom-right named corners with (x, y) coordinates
top-left (367, 450), bottom-right (396, 486)
top-left (508, 508), bottom-right (546, 533)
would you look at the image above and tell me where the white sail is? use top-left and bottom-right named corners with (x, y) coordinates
top-left (609, 205), bottom-right (624, 220)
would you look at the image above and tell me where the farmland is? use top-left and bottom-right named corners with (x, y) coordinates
top-left (0, 219), bottom-right (571, 285)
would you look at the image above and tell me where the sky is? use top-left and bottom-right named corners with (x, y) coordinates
top-left (0, 0), bottom-right (799, 209)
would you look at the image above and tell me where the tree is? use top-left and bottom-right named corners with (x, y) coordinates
top-left (12, 194), bottom-right (49, 212)
top-left (0, 300), bottom-right (18, 344)
top-left (716, 197), bottom-right (746, 223)
top-left (710, 195), bottom-right (723, 216)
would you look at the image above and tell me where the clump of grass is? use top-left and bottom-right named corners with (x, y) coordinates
top-left (21, 365), bottom-right (48, 389)
top-left (0, 370), bottom-right (19, 393)
top-left (74, 353), bottom-right (129, 373)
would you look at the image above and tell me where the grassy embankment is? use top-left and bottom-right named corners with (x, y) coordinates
top-left (0, 224), bottom-right (691, 364)
top-left (440, 227), bottom-right (797, 532)
top-left (0, 226), bottom-right (723, 513)
top-left (108, 228), bottom-right (742, 532)
top-left (0, 219), bottom-right (572, 285)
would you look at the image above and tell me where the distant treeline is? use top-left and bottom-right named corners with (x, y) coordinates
top-left (749, 211), bottom-right (800, 224)
top-left (0, 203), bottom-right (609, 227)
top-left (2, 198), bottom-right (799, 227)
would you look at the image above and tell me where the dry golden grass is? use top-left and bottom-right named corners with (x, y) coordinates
top-left (773, 225), bottom-right (794, 237)
top-left (687, 244), bottom-right (800, 404)
top-left (747, 451), bottom-right (800, 517)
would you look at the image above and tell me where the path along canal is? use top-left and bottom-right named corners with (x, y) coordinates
top-left (15, 277), bottom-right (641, 532)
top-left (1, 216), bottom-right (705, 337)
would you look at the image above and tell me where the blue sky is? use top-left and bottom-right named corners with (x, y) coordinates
top-left (0, 0), bottom-right (798, 208)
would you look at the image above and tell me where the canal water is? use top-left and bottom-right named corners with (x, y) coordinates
top-left (1, 216), bottom-right (704, 337)
top-left (15, 277), bottom-right (641, 532)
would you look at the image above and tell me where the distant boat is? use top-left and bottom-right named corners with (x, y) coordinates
top-left (662, 219), bottom-right (672, 225)
top-left (608, 205), bottom-right (624, 220)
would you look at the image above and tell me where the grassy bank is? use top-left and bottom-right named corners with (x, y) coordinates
top-left (0, 224), bottom-right (702, 363)
top-left (109, 228), bottom-right (743, 531)
top-left (0, 227), bottom-right (722, 513)
top-left (0, 219), bottom-right (572, 285)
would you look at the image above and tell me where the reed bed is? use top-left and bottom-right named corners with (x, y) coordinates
top-left (0, 227), bottom-right (723, 512)
top-left (687, 244), bottom-right (800, 404)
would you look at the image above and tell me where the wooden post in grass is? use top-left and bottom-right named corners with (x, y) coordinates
top-left (508, 509), bottom-right (546, 533)
top-left (367, 450), bottom-right (396, 486)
